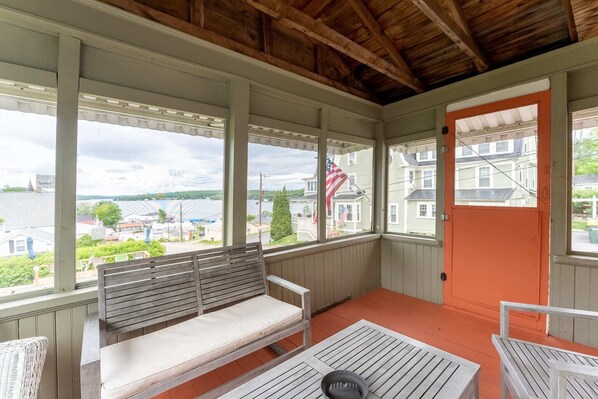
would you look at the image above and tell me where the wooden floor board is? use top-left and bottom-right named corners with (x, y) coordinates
top-left (157, 288), bottom-right (598, 399)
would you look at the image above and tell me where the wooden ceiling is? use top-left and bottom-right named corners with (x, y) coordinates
top-left (98, 0), bottom-right (598, 104)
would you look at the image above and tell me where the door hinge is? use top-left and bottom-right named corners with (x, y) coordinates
top-left (441, 213), bottom-right (449, 221)
top-left (440, 272), bottom-right (447, 281)
top-left (441, 145), bottom-right (448, 154)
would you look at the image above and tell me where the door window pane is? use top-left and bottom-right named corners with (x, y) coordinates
top-left (455, 104), bottom-right (538, 207)
top-left (387, 138), bottom-right (436, 237)
top-left (0, 80), bottom-right (56, 297)
top-left (327, 139), bottom-right (373, 238)
top-left (76, 94), bottom-right (225, 283)
top-left (248, 128), bottom-right (318, 248)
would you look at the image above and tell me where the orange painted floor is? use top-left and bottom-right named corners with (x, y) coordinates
top-left (154, 289), bottom-right (598, 399)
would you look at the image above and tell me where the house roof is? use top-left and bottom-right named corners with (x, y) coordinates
top-left (0, 192), bottom-right (54, 230)
top-left (405, 188), bottom-right (516, 201)
top-left (96, 0), bottom-right (597, 104)
top-left (0, 227), bottom-right (54, 245)
top-left (573, 175), bottom-right (598, 185)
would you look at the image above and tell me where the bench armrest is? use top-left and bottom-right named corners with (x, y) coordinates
top-left (80, 312), bottom-right (101, 399)
top-left (500, 301), bottom-right (598, 337)
top-left (550, 360), bottom-right (598, 399)
top-left (267, 275), bottom-right (311, 320)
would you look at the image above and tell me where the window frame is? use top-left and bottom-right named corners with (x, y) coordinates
top-left (476, 165), bottom-right (493, 188)
top-left (389, 203), bottom-right (399, 224)
top-left (422, 169), bottom-right (435, 189)
top-left (416, 202), bottom-right (435, 219)
top-left (347, 173), bottom-right (357, 192)
top-left (348, 151), bottom-right (357, 165)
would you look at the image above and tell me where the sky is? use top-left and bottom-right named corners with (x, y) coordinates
top-left (0, 108), bottom-right (317, 196)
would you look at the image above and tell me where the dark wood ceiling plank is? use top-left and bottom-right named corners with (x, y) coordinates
top-left (301, 0), bottom-right (334, 18)
top-left (411, 0), bottom-right (489, 72)
top-left (189, 0), bottom-right (204, 27)
top-left (346, 0), bottom-right (414, 74)
top-left (239, 0), bottom-right (425, 92)
top-left (261, 14), bottom-right (273, 53)
top-left (560, 0), bottom-right (578, 41)
top-left (99, 0), bottom-right (378, 101)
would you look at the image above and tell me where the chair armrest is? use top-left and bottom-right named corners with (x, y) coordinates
top-left (500, 301), bottom-right (598, 337)
top-left (80, 312), bottom-right (101, 399)
top-left (267, 275), bottom-right (311, 320)
top-left (550, 360), bottom-right (598, 399)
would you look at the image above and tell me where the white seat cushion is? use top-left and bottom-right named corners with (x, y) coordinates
top-left (100, 295), bottom-right (303, 399)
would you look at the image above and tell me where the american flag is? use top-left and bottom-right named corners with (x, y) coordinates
top-left (326, 158), bottom-right (348, 210)
top-left (338, 207), bottom-right (349, 223)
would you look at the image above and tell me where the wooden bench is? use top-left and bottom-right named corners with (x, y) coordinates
top-left (493, 301), bottom-right (598, 399)
top-left (80, 243), bottom-right (311, 399)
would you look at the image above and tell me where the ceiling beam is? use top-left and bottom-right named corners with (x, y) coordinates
top-left (346, 0), bottom-right (415, 75)
top-left (189, 0), bottom-right (205, 27)
top-left (411, 0), bottom-right (489, 72)
top-left (239, 0), bottom-right (425, 92)
top-left (98, 0), bottom-right (379, 102)
top-left (301, 0), bottom-right (334, 19)
top-left (560, 0), bottom-right (578, 42)
top-left (261, 14), bottom-right (273, 54)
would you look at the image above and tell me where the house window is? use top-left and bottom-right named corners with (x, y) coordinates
top-left (417, 202), bottom-right (435, 218)
top-left (327, 139), bottom-right (373, 238)
top-left (248, 129), bottom-right (318, 247)
top-left (461, 146), bottom-right (473, 156)
top-left (389, 203), bottom-right (398, 224)
top-left (348, 174), bottom-right (357, 191)
top-left (478, 143), bottom-right (490, 154)
top-left (348, 152), bottom-right (357, 165)
top-left (423, 170), bottom-right (435, 188)
top-left (0, 79), bottom-right (56, 297)
top-left (478, 166), bottom-right (492, 188)
top-left (387, 138), bottom-right (436, 237)
top-left (76, 93), bottom-right (227, 284)
top-left (496, 141), bottom-right (509, 153)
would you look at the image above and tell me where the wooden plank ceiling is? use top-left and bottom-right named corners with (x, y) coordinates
top-left (99, 0), bottom-right (597, 104)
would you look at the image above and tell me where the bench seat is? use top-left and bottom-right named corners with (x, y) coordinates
top-left (101, 294), bottom-right (302, 399)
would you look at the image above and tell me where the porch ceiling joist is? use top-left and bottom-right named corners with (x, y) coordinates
top-left (345, 0), bottom-right (417, 77)
top-left (560, 0), bottom-right (579, 42)
top-left (411, 0), bottom-right (490, 72)
top-left (239, 0), bottom-right (425, 93)
top-left (98, 0), bottom-right (378, 102)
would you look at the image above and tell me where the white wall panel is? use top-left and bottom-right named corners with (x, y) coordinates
top-left (0, 22), bottom-right (58, 72)
top-left (249, 89), bottom-right (320, 129)
top-left (328, 110), bottom-right (376, 139)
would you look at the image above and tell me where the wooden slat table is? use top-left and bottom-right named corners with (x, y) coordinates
top-left (221, 320), bottom-right (480, 398)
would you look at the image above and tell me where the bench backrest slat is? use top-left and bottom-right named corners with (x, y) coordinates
top-left (197, 243), bottom-right (267, 311)
top-left (98, 243), bottom-right (267, 346)
top-left (99, 253), bottom-right (199, 340)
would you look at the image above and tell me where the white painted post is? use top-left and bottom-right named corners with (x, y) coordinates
top-left (593, 195), bottom-right (596, 219)
top-left (317, 107), bottom-right (328, 243)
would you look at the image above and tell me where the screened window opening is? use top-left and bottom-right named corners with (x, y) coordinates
top-left (454, 104), bottom-right (538, 208)
top-left (571, 106), bottom-right (598, 254)
top-left (0, 80), bottom-right (57, 297)
top-left (76, 93), bottom-right (225, 284)
top-left (326, 139), bottom-right (374, 239)
top-left (387, 138), bottom-right (436, 237)
top-left (248, 128), bottom-right (318, 249)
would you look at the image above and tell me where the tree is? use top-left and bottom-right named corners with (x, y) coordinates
top-left (92, 201), bottom-right (122, 227)
top-left (0, 217), bottom-right (4, 225)
top-left (270, 187), bottom-right (293, 241)
top-left (246, 214), bottom-right (256, 222)
top-left (575, 128), bottom-right (598, 175)
top-left (2, 185), bottom-right (26, 192)
top-left (76, 202), bottom-right (93, 216)
top-left (158, 209), bottom-right (167, 223)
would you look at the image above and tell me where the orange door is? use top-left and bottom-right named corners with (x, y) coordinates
top-left (444, 91), bottom-right (551, 331)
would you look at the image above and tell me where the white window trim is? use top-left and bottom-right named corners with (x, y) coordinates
top-left (422, 169), bottom-right (435, 189)
top-left (476, 165), bottom-right (493, 188)
top-left (336, 202), bottom-right (361, 222)
top-left (348, 152), bottom-right (357, 165)
top-left (389, 203), bottom-right (399, 224)
top-left (348, 173), bottom-right (357, 192)
top-left (416, 202), bottom-right (436, 219)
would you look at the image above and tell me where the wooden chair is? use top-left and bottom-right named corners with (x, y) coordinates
top-left (493, 301), bottom-right (598, 399)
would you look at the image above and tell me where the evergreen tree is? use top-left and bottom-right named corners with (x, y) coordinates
top-left (270, 187), bottom-right (293, 241)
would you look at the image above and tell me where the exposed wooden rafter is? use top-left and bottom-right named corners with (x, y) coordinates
top-left (261, 14), bottom-right (273, 54)
top-left (411, 0), bottom-right (489, 72)
top-left (189, 0), bottom-right (204, 27)
top-left (99, 0), bottom-right (378, 101)
top-left (560, 0), bottom-right (578, 42)
top-left (301, 0), bottom-right (334, 19)
top-left (239, 0), bottom-right (425, 92)
top-left (346, 0), bottom-right (415, 76)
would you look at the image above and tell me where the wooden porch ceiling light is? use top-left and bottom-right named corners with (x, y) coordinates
top-left (239, 0), bottom-right (426, 93)
top-left (411, 0), bottom-right (490, 72)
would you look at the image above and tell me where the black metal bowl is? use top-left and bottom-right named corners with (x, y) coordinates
top-left (321, 370), bottom-right (369, 399)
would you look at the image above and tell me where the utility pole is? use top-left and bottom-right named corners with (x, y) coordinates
top-left (259, 172), bottom-right (263, 242)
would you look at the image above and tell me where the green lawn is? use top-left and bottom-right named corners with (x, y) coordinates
top-left (572, 220), bottom-right (588, 231)
top-left (266, 234), bottom-right (305, 246)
